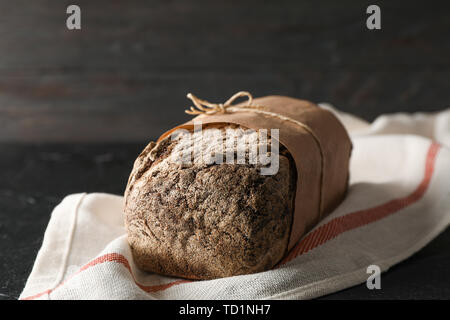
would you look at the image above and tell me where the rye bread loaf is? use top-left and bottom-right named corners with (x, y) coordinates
top-left (124, 124), bottom-right (296, 279)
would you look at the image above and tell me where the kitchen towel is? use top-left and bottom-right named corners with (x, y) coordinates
top-left (19, 106), bottom-right (450, 299)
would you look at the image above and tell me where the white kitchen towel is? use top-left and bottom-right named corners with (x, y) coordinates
top-left (19, 107), bottom-right (450, 300)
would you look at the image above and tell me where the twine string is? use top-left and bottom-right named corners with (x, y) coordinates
top-left (185, 92), bottom-right (325, 219)
top-left (186, 91), bottom-right (257, 115)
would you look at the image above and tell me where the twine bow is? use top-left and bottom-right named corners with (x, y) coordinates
top-left (185, 91), bottom-right (257, 115)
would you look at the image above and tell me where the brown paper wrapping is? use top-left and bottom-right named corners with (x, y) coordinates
top-left (157, 95), bottom-right (352, 251)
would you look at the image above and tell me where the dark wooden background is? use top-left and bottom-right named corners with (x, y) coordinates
top-left (1, 0), bottom-right (450, 300)
top-left (1, 0), bottom-right (449, 142)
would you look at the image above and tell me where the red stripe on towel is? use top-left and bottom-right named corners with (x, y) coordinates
top-left (21, 253), bottom-right (190, 300)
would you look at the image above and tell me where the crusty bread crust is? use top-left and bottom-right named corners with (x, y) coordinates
top-left (124, 125), bottom-right (296, 279)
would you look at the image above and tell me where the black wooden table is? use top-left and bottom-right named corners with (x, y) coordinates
top-left (1, 143), bottom-right (449, 300)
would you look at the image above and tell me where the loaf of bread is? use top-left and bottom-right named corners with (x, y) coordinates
top-left (124, 95), bottom-right (352, 280)
top-left (124, 125), bottom-right (296, 279)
